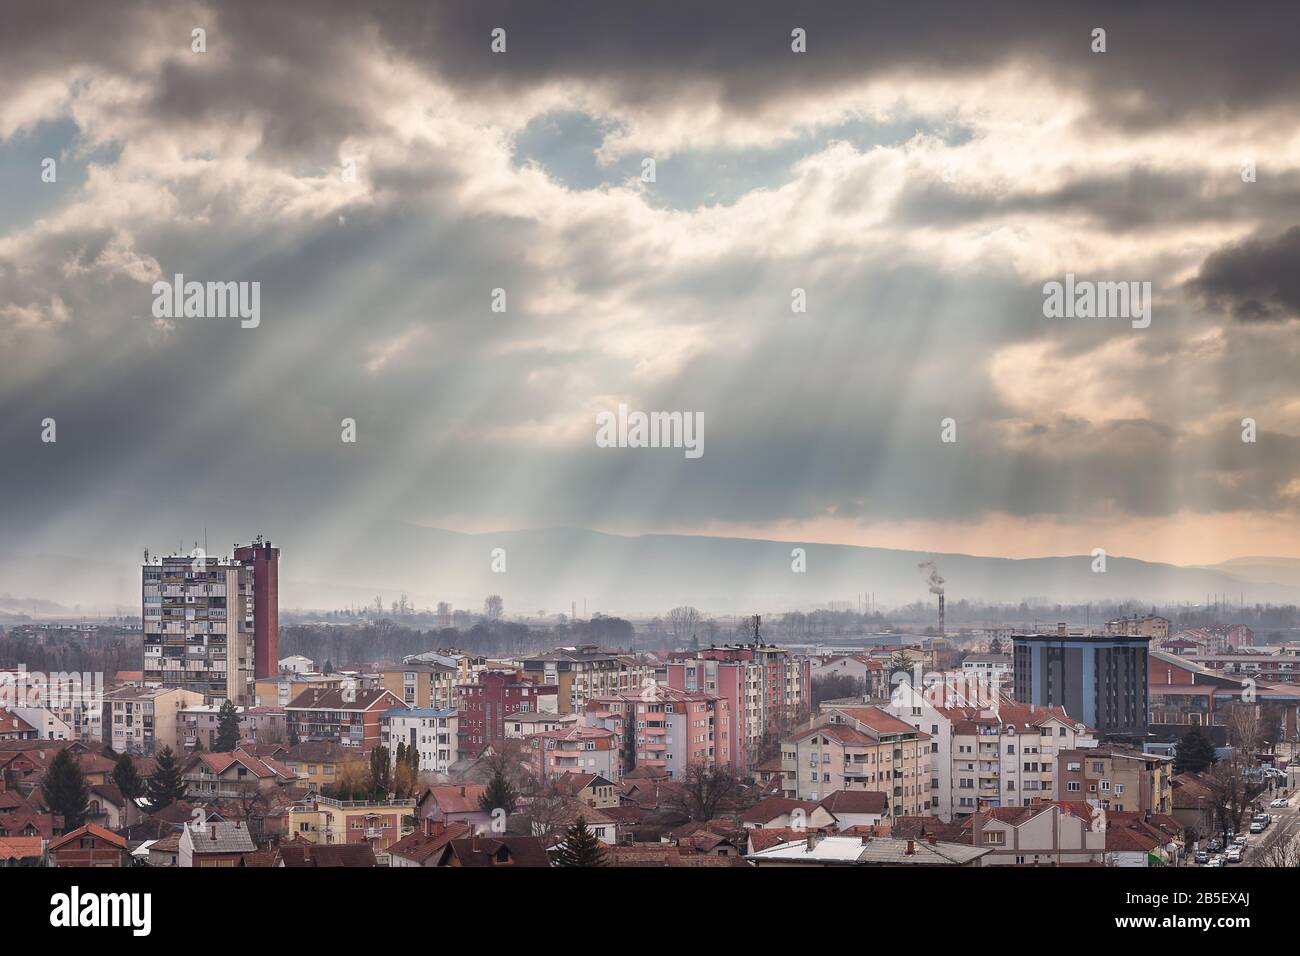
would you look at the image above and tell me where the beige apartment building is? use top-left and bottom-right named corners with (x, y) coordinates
top-left (103, 686), bottom-right (204, 756)
top-left (521, 647), bottom-right (654, 714)
top-left (780, 705), bottom-right (931, 816)
top-left (1104, 615), bottom-right (1171, 640)
top-left (1058, 746), bottom-right (1174, 815)
top-left (379, 662), bottom-right (458, 711)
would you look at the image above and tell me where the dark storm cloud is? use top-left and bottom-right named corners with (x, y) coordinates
top-left (6, 1), bottom-right (1300, 141)
top-left (387, 0), bottom-right (1300, 127)
top-left (1190, 226), bottom-right (1300, 323)
top-left (896, 169), bottom-right (1300, 236)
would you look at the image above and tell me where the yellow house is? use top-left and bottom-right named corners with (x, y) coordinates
top-left (282, 740), bottom-right (352, 788)
top-left (286, 796), bottom-right (416, 856)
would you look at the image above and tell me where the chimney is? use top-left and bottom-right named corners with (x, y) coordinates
top-left (805, 832), bottom-right (816, 852)
top-left (906, 839), bottom-right (914, 855)
top-left (1057, 622), bottom-right (1067, 637)
top-left (471, 829), bottom-right (480, 853)
top-left (210, 825), bottom-right (218, 841)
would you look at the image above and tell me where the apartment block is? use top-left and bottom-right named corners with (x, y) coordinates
top-left (176, 704), bottom-right (287, 753)
top-left (584, 686), bottom-right (734, 778)
top-left (143, 554), bottom-right (255, 704)
top-left (457, 671), bottom-right (558, 756)
top-left (1057, 746), bottom-right (1174, 815)
top-left (520, 646), bottom-right (653, 714)
top-left (380, 662), bottom-right (458, 712)
top-left (381, 707), bottom-right (458, 774)
top-left (1012, 629), bottom-right (1150, 740)
top-left (886, 686), bottom-right (1096, 821)
top-left (285, 687), bottom-right (405, 753)
top-left (526, 725), bottom-right (621, 782)
top-left (103, 686), bottom-right (204, 756)
top-left (1104, 615), bottom-right (1171, 640)
top-left (780, 705), bottom-right (931, 816)
top-left (665, 642), bottom-right (812, 767)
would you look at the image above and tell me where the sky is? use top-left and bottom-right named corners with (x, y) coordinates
top-left (1, 1), bottom-right (1299, 609)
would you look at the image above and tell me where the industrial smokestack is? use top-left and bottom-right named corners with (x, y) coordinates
top-left (918, 560), bottom-right (945, 635)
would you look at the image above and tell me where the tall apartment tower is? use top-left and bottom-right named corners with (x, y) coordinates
top-left (143, 554), bottom-right (255, 705)
top-left (234, 537), bottom-right (280, 680)
top-left (1012, 628), bottom-right (1150, 742)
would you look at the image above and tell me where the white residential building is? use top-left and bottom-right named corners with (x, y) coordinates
top-left (381, 707), bottom-right (458, 774)
top-left (887, 687), bottom-right (1095, 821)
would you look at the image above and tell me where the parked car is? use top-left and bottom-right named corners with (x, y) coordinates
top-left (1250, 821), bottom-right (1265, 833)
top-left (1234, 835), bottom-right (1249, 847)
top-left (1270, 798), bottom-right (1289, 808)
top-left (1226, 846), bottom-right (1243, 862)
top-left (1207, 838), bottom-right (1222, 852)
top-left (1195, 850), bottom-right (1210, 863)
top-left (1205, 856), bottom-right (1225, 867)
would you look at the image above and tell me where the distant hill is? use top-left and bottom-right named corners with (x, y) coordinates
top-left (1199, 557), bottom-right (1300, 590)
top-left (4, 528), bottom-right (1297, 618)
top-left (275, 525), bottom-right (1300, 616)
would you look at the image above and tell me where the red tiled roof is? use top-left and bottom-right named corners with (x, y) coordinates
top-left (818, 789), bottom-right (887, 816)
top-left (833, 706), bottom-right (929, 737)
top-left (1106, 828), bottom-right (1161, 852)
top-left (0, 836), bottom-right (44, 861)
top-left (49, 822), bottom-right (128, 852)
top-left (740, 797), bottom-right (818, 825)
top-left (419, 784), bottom-right (488, 815)
top-left (388, 823), bottom-right (472, 864)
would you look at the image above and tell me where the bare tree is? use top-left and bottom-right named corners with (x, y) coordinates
top-left (1205, 757), bottom-right (1266, 838)
top-left (667, 606), bottom-right (702, 647)
top-left (669, 764), bottom-right (741, 822)
top-left (1255, 821), bottom-right (1300, 867)
top-left (513, 788), bottom-right (579, 845)
top-left (459, 738), bottom-right (536, 792)
top-left (1228, 703), bottom-right (1262, 754)
top-left (484, 595), bottom-right (504, 623)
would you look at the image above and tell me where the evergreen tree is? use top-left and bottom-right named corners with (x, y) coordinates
top-left (45, 748), bottom-right (90, 833)
top-left (214, 699), bottom-right (241, 752)
top-left (553, 816), bottom-right (606, 867)
top-left (367, 745), bottom-right (392, 797)
top-left (111, 752), bottom-right (146, 800)
top-left (1175, 725), bottom-right (1218, 774)
top-left (479, 768), bottom-right (518, 816)
top-left (395, 741), bottom-right (407, 769)
top-left (289, 724), bottom-right (300, 747)
top-left (146, 746), bottom-right (188, 811)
